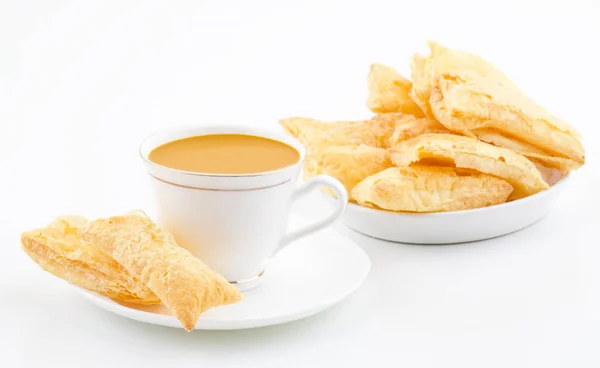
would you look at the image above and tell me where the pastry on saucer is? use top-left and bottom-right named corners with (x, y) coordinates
top-left (21, 216), bottom-right (159, 304)
top-left (79, 212), bottom-right (242, 331)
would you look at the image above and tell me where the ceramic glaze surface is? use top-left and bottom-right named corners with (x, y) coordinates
top-left (327, 176), bottom-right (570, 244)
top-left (140, 126), bottom-right (348, 283)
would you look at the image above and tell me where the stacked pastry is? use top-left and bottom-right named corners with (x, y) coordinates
top-left (280, 41), bottom-right (584, 213)
top-left (21, 211), bottom-right (242, 331)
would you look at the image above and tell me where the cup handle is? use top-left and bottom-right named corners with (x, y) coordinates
top-left (277, 175), bottom-right (348, 251)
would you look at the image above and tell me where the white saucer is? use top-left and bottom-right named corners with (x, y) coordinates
top-left (75, 222), bottom-right (370, 330)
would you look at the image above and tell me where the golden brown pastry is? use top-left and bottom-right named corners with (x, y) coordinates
top-left (79, 212), bottom-right (242, 331)
top-left (371, 112), bottom-right (453, 147)
top-left (390, 133), bottom-right (549, 200)
top-left (430, 77), bottom-right (584, 170)
top-left (21, 216), bottom-right (159, 304)
top-left (411, 41), bottom-right (521, 119)
top-left (412, 41), bottom-right (584, 170)
top-left (279, 116), bottom-right (397, 150)
top-left (304, 145), bottom-right (391, 199)
top-left (468, 128), bottom-right (578, 171)
top-left (367, 64), bottom-right (425, 117)
top-left (410, 53), bottom-right (433, 118)
top-left (352, 166), bottom-right (513, 212)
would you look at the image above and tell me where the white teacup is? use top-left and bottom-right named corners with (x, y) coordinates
top-left (139, 125), bottom-right (348, 288)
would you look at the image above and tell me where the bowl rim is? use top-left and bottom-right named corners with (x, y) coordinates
top-left (331, 172), bottom-right (572, 217)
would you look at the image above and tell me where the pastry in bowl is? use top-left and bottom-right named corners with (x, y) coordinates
top-left (279, 117), bottom-right (395, 150)
top-left (325, 176), bottom-right (570, 243)
top-left (280, 40), bottom-right (583, 242)
top-left (371, 113), bottom-right (451, 146)
top-left (304, 145), bottom-right (391, 197)
top-left (390, 133), bottom-right (548, 200)
top-left (352, 166), bottom-right (513, 213)
top-left (367, 64), bottom-right (425, 117)
top-left (412, 41), bottom-right (585, 170)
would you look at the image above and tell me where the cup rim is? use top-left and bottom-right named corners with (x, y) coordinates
top-left (138, 124), bottom-right (307, 178)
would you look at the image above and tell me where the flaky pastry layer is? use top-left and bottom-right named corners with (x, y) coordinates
top-left (303, 145), bottom-right (391, 199)
top-left (371, 113), bottom-right (452, 147)
top-left (79, 212), bottom-right (242, 331)
top-left (367, 64), bottom-right (425, 117)
top-left (411, 41), bottom-right (584, 169)
top-left (352, 166), bottom-right (513, 212)
top-left (411, 41), bottom-right (522, 119)
top-left (390, 133), bottom-right (548, 200)
top-left (21, 216), bottom-right (159, 304)
top-left (279, 117), bottom-right (396, 150)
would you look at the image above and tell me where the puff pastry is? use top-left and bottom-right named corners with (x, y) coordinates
top-left (371, 112), bottom-right (452, 147)
top-left (79, 212), bottom-right (242, 331)
top-left (367, 64), bottom-right (425, 117)
top-left (468, 128), bottom-right (578, 171)
top-left (390, 133), bottom-right (549, 200)
top-left (352, 166), bottom-right (513, 212)
top-left (411, 41), bottom-right (520, 119)
top-left (279, 117), bottom-right (396, 150)
top-left (412, 41), bottom-right (585, 169)
top-left (21, 216), bottom-right (159, 304)
top-left (303, 145), bottom-right (391, 198)
top-left (410, 53), bottom-right (434, 118)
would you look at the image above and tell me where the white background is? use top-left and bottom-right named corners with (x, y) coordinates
top-left (2, 1), bottom-right (600, 367)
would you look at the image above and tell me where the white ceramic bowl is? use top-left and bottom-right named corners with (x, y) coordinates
top-left (326, 175), bottom-right (571, 244)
